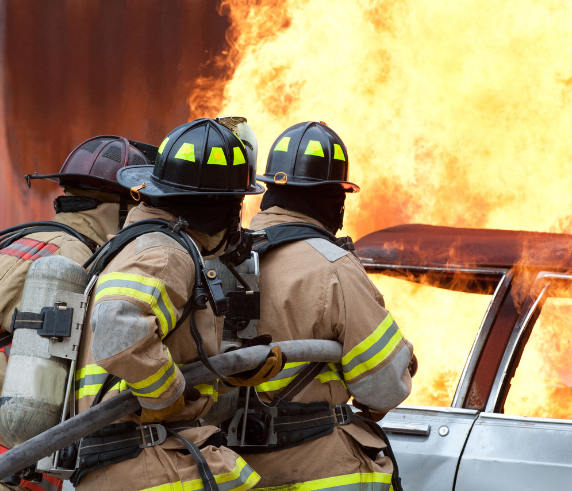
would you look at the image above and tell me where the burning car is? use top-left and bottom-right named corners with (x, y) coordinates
top-left (356, 224), bottom-right (572, 490)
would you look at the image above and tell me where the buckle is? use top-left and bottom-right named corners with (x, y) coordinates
top-left (331, 404), bottom-right (353, 426)
top-left (136, 424), bottom-right (167, 448)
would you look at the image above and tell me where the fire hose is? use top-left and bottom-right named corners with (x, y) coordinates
top-left (0, 340), bottom-right (343, 480)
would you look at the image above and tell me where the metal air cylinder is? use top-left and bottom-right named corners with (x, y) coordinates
top-left (0, 256), bottom-right (88, 446)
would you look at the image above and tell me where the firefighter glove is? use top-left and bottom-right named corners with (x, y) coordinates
top-left (140, 393), bottom-right (185, 424)
top-left (353, 400), bottom-right (387, 422)
top-left (224, 335), bottom-right (286, 387)
top-left (408, 353), bottom-right (418, 378)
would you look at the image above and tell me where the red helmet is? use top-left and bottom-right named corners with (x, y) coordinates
top-left (25, 136), bottom-right (157, 194)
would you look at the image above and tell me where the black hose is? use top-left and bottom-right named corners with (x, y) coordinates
top-left (0, 221), bottom-right (86, 243)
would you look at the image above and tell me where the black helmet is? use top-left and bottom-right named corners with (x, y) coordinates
top-left (257, 121), bottom-right (360, 193)
top-left (117, 118), bottom-right (264, 202)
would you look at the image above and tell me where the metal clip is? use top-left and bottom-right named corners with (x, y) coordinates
top-left (130, 183), bottom-right (146, 201)
top-left (136, 424), bottom-right (167, 448)
top-left (332, 404), bottom-right (353, 426)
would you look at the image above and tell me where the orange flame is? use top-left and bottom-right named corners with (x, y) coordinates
top-left (189, 0), bottom-right (572, 414)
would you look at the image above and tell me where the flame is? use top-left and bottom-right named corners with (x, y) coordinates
top-left (370, 273), bottom-right (493, 406)
top-left (189, 0), bottom-right (572, 414)
top-left (504, 296), bottom-right (572, 419)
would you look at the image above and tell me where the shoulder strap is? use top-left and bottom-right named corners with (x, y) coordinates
top-left (0, 222), bottom-right (98, 253)
top-left (252, 222), bottom-right (355, 257)
top-left (85, 220), bottom-right (186, 277)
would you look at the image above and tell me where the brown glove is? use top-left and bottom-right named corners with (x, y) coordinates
top-left (225, 335), bottom-right (286, 387)
top-left (140, 393), bottom-right (185, 424)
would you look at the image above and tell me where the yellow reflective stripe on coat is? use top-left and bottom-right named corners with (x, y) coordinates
top-left (139, 456), bottom-right (260, 491)
top-left (75, 364), bottom-right (127, 401)
top-left (95, 272), bottom-right (177, 338)
top-left (342, 314), bottom-right (403, 382)
top-left (253, 472), bottom-right (392, 491)
top-left (129, 350), bottom-right (177, 398)
top-left (256, 362), bottom-right (346, 393)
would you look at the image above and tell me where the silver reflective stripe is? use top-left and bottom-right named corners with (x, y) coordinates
top-left (219, 461), bottom-right (257, 491)
top-left (304, 238), bottom-right (348, 262)
top-left (343, 321), bottom-right (399, 375)
top-left (5, 241), bottom-right (41, 255)
top-left (75, 373), bottom-right (108, 391)
top-left (270, 362), bottom-right (308, 381)
top-left (96, 279), bottom-right (173, 331)
top-left (129, 360), bottom-right (176, 395)
top-left (35, 247), bottom-right (55, 258)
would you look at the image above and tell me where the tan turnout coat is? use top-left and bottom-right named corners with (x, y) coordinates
top-left (0, 202), bottom-right (124, 491)
top-left (75, 203), bottom-right (260, 491)
top-left (240, 207), bottom-right (414, 491)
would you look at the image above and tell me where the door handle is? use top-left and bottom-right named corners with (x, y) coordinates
top-left (381, 422), bottom-right (430, 436)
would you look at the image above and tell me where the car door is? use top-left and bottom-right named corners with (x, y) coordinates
top-left (368, 267), bottom-right (508, 491)
top-left (456, 272), bottom-right (572, 490)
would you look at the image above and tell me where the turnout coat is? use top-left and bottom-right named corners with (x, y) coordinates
top-left (242, 207), bottom-right (414, 491)
top-left (0, 201), bottom-right (124, 491)
top-left (75, 203), bottom-right (260, 491)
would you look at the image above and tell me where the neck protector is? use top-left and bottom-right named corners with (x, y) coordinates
top-left (260, 184), bottom-right (347, 232)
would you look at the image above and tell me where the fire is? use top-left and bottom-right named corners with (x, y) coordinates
top-left (504, 295), bottom-right (572, 419)
top-left (369, 273), bottom-right (493, 407)
top-left (189, 1), bottom-right (572, 414)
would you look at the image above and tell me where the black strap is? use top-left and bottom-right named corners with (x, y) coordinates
top-left (0, 332), bottom-right (12, 349)
top-left (118, 195), bottom-right (128, 229)
top-left (91, 374), bottom-right (123, 407)
top-left (270, 362), bottom-right (326, 407)
top-left (165, 427), bottom-right (220, 491)
top-left (252, 223), bottom-right (354, 256)
top-left (9, 309), bottom-right (44, 331)
top-left (0, 223), bottom-right (98, 253)
top-left (53, 196), bottom-right (101, 214)
top-left (351, 413), bottom-right (404, 491)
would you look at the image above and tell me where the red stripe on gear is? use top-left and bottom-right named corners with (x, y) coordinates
top-left (0, 445), bottom-right (7, 454)
top-left (0, 238), bottom-right (59, 261)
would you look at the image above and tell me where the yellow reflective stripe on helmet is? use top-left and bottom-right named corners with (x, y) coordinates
top-left (207, 147), bottom-right (227, 165)
top-left (274, 136), bottom-right (290, 152)
top-left (158, 137), bottom-right (169, 155)
top-left (95, 272), bottom-right (176, 338)
top-left (304, 140), bottom-right (324, 157)
top-left (254, 471), bottom-right (392, 491)
top-left (333, 143), bottom-right (346, 161)
top-left (175, 143), bottom-right (195, 162)
top-left (233, 147), bottom-right (246, 165)
top-left (342, 315), bottom-right (403, 382)
top-left (256, 362), bottom-right (346, 393)
top-left (138, 456), bottom-right (260, 491)
top-left (129, 350), bottom-right (177, 398)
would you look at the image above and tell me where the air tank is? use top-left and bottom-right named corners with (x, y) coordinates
top-left (0, 256), bottom-right (88, 446)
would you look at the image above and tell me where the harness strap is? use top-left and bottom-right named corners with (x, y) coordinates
top-left (165, 427), bottom-right (220, 491)
top-left (0, 331), bottom-right (13, 349)
top-left (118, 195), bottom-right (128, 229)
top-left (270, 362), bottom-right (326, 407)
top-left (72, 421), bottom-right (219, 491)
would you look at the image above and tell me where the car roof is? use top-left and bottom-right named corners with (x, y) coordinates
top-left (355, 224), bottom-right (572, 271)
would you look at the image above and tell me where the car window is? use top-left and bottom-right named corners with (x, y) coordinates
top-left (503, 295), bottom-right (572, 419)
top-left (369, 273), bottom-right (495, 407)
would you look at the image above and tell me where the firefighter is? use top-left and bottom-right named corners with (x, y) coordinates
top-left (0, 136), bottom-right (150, 491)
top-left (236, 121), bottom-right (415, 490)
top-left (72, 119), bottom-right (282, 491)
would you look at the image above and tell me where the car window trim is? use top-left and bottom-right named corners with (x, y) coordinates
top-left (485, 271), bottom-right (572, 413)
top-left (452, 270), bottom-right (512, 408)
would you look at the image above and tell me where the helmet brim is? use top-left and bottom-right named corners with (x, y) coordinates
top-left (25, 172), bottom-right (129, 194)
top-left (256, 175), bottom-right (360, 193)
top-left (117, 165), bottom-right (265, 198)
